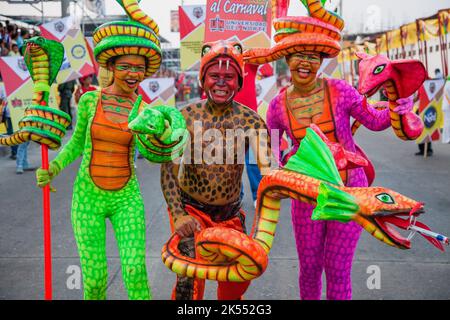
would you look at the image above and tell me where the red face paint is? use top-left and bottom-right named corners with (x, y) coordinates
top-left (203, 59), bottom-right (240, 106)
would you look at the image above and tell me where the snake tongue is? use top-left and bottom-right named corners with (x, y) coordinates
top-left (412, 220), bottom-right (445, 252)
top-left (375, 216), bottom-right (411, 248)
top-left (381, 216), bottom-right (445, 252)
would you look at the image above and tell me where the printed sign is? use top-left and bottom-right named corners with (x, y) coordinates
top-left (205, 0), bottom-right (272, 49)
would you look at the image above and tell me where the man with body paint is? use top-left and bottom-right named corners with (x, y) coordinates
top-left (160, 40), bottom-right (273, 300)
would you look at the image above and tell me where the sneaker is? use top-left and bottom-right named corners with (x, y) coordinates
top-left (414, 152), bottom-right (424, 156)
top-left (9, 154), bottom-right (16, 160)
top-left (24, 167), bottom-right (37, 172)
top-left (16, 167), bottom-right (23, 174)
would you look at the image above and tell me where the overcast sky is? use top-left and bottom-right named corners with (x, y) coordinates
top-left (0, 0), bottom-right (449, 46)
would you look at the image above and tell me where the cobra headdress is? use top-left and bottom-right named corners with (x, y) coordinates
top-left (93, 0), bottom-right (162, 78)
top-left (245, 0), bottom-right (344, 64)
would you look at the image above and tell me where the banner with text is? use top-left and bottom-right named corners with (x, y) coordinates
top-left (204, 0), bottom-right (272, 49)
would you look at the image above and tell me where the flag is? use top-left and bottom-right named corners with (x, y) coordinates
top-left (256, 76), bottom-right (277, 122)
top-left (39, 16), bottom-right (95, 84)
top-left (415, 79), bottom-right (446, 144)
top-left (180, 5), bottom-right (206, 71)
top-left (0, 56), bottom-right (58, 131)
top-left (318, 58), bottom-right (343, 79)
top-left (139, 78), bottom-right (176, 107)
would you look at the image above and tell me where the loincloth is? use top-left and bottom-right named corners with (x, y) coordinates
top-left (180, 189), bottom-right (244, 224)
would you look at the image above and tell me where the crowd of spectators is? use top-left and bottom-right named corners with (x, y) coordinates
top-left (0, 20), bottom-right (35, 57)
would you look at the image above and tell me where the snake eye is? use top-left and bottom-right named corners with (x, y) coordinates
top-left (373, 64), bottom-right (386, 75)
top-left (202, 45), bottom-right (212, 57)
top-left (376, 193), bottom-right (395, 204)
top-left (233, 44), bottom-right (243, 54)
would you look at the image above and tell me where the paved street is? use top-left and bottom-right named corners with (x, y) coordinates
top-left (0, 127), bottom-right (449, 300)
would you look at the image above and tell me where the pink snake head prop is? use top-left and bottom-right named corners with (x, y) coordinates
top-left (355, 52), bottom-right (427, 140)
top-left (356, 52), bottom-right (427, 99)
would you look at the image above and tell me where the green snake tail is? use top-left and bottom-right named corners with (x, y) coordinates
top-left (0, 105), bottom-right (71, 150)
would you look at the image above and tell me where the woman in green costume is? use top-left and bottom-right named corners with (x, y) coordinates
top-left (36, 0), bottom-right (187, 300)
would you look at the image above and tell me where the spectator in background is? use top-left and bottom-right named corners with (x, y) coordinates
top-left (0, 92), bottom-right (18, 160)
top-left (8, 42), bottom-right (20, 56)
top-left (57, 80), bottom-right (76, 130)
top-left (73, 75), bottom-right (96, 126)
top-left (0, 38), bottom-right (8, 56)
top-left (15, 140), bottom-right (36, 174)
top-left (74, 75), bottom-right (96, 104)
top-left (4, 23), bottom-right (15, 50)
top-left (0, 22), bottom-right (5, 43)
top-left (435, 68), bottom-right (443, 80)
top-left (235, 63), bottom-right (263, 208)
top-left (16, 28), bottom-right (29, 50)
top-left (2, 65), bottom-right (36, 174)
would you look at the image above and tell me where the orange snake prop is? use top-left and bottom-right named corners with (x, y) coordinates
top-left (162, 128), bottom-right (445, 282)
top-left (244, 0), bottom-right (343, 64)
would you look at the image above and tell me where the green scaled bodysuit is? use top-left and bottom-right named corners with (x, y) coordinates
top-left (51, 91), bottom-right (149, 300)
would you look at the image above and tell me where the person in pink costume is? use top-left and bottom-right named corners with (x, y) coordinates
top-left (268, 80), bottom-right (407, 300)
top-left (245, 0), bottom-right (421, 300)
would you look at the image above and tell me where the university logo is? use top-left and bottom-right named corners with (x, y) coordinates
top-left (256, 83), bottom-right (262, 97)
top-left (210, 16), bottom-right (225, 32)
top-left (193, 6), bottom-right (204, 19)
top-left (71, 45), bottom-right (86, 60)
top-left (54, 21), bottom-right (65, 33)
top-left (11, 98), bottom-right (23, 108)
top-left (17, 58), bottom-right (28, 72)
top-left (423, 106), bottom-right (437, 129)
top-left (149, 81), bottom-right (160, 93)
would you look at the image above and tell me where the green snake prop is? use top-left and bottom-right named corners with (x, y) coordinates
top-left (1, 36), bottom-right (71, 300)
top-left (128, 96), bottom-right (189, 163)
top-left (0, 37), bottom-right (71, 149)
top-left (162, 128), bottom-right (445, 282)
